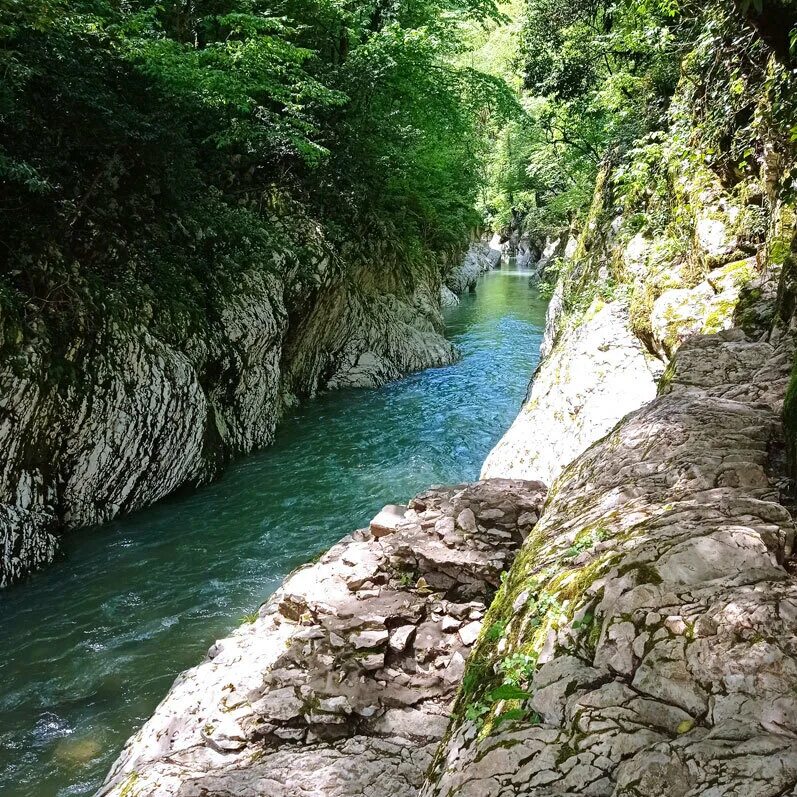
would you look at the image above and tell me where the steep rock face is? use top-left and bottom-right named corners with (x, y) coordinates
top-left (481, 108), bottom-right (779, 489)
top-left (0, 256), bottom-right (459, 588)
top-left (443, 240), bottom-right (501, 300)
top-left (0, 505), bottom-right (58, 588)
top-left (284, 272), bottom-right (455, 395)
top-left (534, 233), bottom-right (576, 283)
top-left (440, 285), bottom-right (460, 307)
top-left (481, 299), bottom-right (658, 486)
top-left (423, 327), bottom-right (797, 797)
top-left (96, 480), bottom-right (546, 797)
top-left (437, 38), bottom-right (797, 794)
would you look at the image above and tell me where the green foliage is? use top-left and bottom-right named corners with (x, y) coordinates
top-left (563, 527), bottom-right (607, 560)
top-left (485, 619), bottom-right (508, 640)
top-left (487, 682), bottom-right (532, 701)
top-left (395, 568), bottom-right (416, 588)
top-left (480, 0), bottom-right (685, 238)
top-left (0, 0), bottom-right (511, 350)
top-left (463, 669), bottom-right (537, 728)
top-left (497, 651), bottom-right (537, 684)
top-left (464, 700), bottom-right (490, 723)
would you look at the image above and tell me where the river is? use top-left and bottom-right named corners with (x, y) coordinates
top-left (0, 264), bottom-right (546, 796)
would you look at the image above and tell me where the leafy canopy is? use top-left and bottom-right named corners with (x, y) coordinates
top-left (0, 0), bottom-right (514, 341)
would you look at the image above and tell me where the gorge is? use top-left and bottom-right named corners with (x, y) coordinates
top-left (0, 265), bottom-right (548, 796)
top-left (4, 0), bottom-right (797, 796)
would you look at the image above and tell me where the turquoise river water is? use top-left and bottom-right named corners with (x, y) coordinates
top-left (0, 265), bottom-right (546, 796)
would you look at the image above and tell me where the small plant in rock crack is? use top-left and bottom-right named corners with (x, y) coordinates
top-left (564, 527), bottom-right (607, 560)
top-left (571, 609), bottom-right (594, 630)
top-left (538, 280), bottom-right (556, 300)
top-left (240, 610), bottom-right (259, 624)
top-left (398, 571), bottom-right (414, 587)
top-left (392, 566), bottom-right (417, 588)
top-left (465, 700), bottom-right (491, 724)
top-left (485, 684), bottom-right (542, 729)
top-left (485, 620), bottom-right (507, 641)
top-left (495, 707), bottom-right (542, 728)
top-left (488, 683), bottom-right (533, 702)
top-left (498, 652), bottom-right (538, 685)
top-left (525, 593), bottom-right (563, 628)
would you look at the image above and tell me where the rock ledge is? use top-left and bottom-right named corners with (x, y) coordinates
top-left (97, 479), bottom-right (546, 797)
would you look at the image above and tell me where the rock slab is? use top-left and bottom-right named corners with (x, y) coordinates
top-left (482, 299), bottom-right (658, 486)
top-left (96, 479), bottom-right (546, 797)
top-left (423, 329), bottom-right (797, 797)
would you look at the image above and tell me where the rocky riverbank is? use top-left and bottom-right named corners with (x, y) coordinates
top-left (72, 7), bottom-right (797, 793)
top-left (1, 245), bottom-right (489, 588)
top-left (424, 327), bottom-right (797, 797)
top-left (96, 480), bottom-right (546, 797)
top-left (95, 251), bottom-right (797, 797)
top-left (441, 240), bottom-right (502, 307)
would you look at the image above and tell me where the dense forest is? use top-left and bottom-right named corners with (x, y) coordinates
top-left (489, 0), bottom-right (796, 240)
top-left (2, 0), bottom-right (796, 346)
top-left (0, 0), bottom-right (518, 349)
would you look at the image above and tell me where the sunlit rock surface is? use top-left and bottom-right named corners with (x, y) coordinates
top-left (422, 328), bottom-right (797, 797)
top-left (649, 257), bottom-right (757, 359)
top-left (96, 480), bottom-right (546, 797)
top-left (482, 299), bottom-right (658, 486)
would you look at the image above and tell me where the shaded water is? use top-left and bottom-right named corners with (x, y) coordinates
top-left (0, 265), bottom-right (546, 796)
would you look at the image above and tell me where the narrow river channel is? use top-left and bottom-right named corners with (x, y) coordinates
top-left (0, 264), bottom-right (547, 797)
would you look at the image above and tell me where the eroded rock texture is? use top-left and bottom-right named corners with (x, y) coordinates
top-left (0, 257), bottom-right (458, 587)
top-left (482, 300), bottom-right (659, 486)
top-left (422, 328), bottom-right (797, 797)
top-left (443, 241), bottom-right (501, 301)
top-left (97, 479), bottom-right (546, 797)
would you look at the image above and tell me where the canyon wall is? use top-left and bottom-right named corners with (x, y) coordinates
top-left (421, 33), bottom-right (797, 797)
top-left (94, 14), bottom-right (797, 797)
top-left (0, 241), bottom-right (500, 588)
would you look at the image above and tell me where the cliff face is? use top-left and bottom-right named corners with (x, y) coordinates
top-left (91, 10), bottom-right (797, 797)
top-left (424, 328), bottom-right (796, 797)
top-left (0, 248), bottom-right (460, 588)
top-left (420, 28), bottom-right (797, 797)
top-left (481, 299), bottom-right (659, 486)
top-left (440, 240), bottom-right (502, 308)
top-left (483, 42), bottom-right (794, 488)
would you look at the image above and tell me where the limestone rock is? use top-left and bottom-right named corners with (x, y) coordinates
top-left (1, 263), bottom-right (457, 587)
top-left (421, 330), bottom-right (797, 797)
top-left (370, 505), bottom-right (407, 538)
top-left (96, 479), bottom-right (547, 797)
top-left (457, 621), bottom-right (481, 646)
top-left (389, 625), bottom-right (416, 652)
top-left (350, 628), bottom-right (389, 649)
top-left (482, 300), bottom-right (658, 486)
top-left (650, 258), bottom-right (756, 358)
top-left (440, 285), bottom-right (460, 307)
top-left (445, 241), bottom-right (499, 297)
